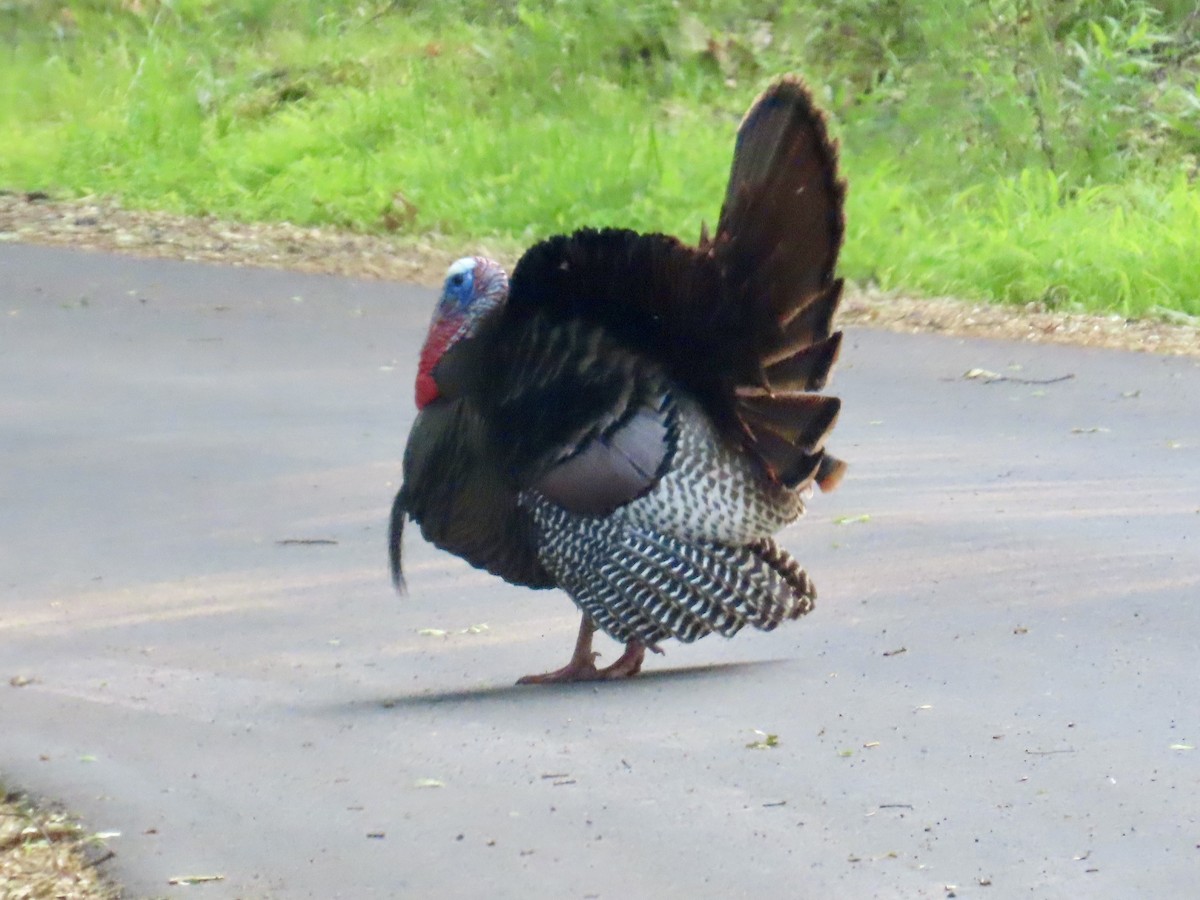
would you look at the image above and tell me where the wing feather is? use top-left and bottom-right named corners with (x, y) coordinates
top-left (394, 400), bottom-right (554, 589)
top-left (473, 313), bottom-right (678, 515)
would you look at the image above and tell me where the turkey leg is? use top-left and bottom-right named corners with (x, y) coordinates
top-left (517, 615), bottom-right (646, 684)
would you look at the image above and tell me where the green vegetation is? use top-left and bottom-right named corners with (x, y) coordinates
top-left (2, 1), bottom-right (1198, 315)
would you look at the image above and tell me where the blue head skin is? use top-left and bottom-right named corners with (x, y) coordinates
top-left (415, 257), bottom-right (509, 408)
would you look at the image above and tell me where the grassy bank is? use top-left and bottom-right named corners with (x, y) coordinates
top-left (2, 1), bottom-right (1198, 315)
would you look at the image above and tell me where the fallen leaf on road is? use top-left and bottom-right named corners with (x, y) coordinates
top-left (1169, 743), bottom-right (1194, 751)
top-left (417, 628), bottom-right (447, 637)
top-left (746, 730), bottom-right (779, 750)
top-left (964, 368), bottom-right (1002, 381)
top-left (833, 514), bottom-right (871, 525)
top-left (414, 778), bottom-right (444, 788)
top-left (168, 875), bottom-right (225, 885)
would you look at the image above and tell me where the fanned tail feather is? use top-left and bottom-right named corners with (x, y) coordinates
top-left (736, 393), bottom-right (840, 452)
top-left (706, 77), bottom-right (848, 491)
top-left (761, 331), bottom-right (842, 392)
top-left (814, 453), bottom-right (848, 492)
top-left (711, 77), bottom-right (845, 320)
top-left (771, 279), bottom-right (844, 356)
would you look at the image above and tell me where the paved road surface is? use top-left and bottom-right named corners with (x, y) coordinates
top-left (1, 244), bottom-right (1197, 898)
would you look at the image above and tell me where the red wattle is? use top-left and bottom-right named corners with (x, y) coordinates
top-left (415, 370), bottom-right (439, 408)
top-left (414, 316), bottom-right (462, 409)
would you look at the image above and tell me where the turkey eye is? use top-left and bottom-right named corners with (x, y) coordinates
top-left (449, 273), bottom-right (465, 288)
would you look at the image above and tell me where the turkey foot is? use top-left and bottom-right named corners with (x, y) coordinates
top-left (517, 616), bottom-right (646, 684)
top-left (598, 641), bottom-right (647, 679)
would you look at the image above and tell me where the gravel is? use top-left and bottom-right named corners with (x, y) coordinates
top-left (2, 192), bottom-right (1197, 359)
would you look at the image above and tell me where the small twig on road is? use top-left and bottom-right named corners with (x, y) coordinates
top-left (951, 369), bottom-right (1076, 385)
top-left (84, 849), bottom-right (116, 868)
top-left (1025, 748), bottom-right (1077, 755)
top-left (168, 874), bottom-right (225, 885)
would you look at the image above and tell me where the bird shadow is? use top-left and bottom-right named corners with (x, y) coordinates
top-left (331, 657), bottom-right (791, 715)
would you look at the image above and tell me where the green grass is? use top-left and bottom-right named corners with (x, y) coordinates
top-left (2, 0), bottom-right (1198, 316)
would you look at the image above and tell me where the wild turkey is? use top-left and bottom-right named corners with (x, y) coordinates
top-left (391, 76), bottom-right (847, 683)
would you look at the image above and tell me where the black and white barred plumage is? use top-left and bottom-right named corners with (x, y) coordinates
top-left (530, 499), bottom-right (814, 645)
top-left (392, 76), bottom-right (847, 682)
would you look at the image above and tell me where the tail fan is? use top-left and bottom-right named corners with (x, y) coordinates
top-left (708, 76), bottom-right (845, 322)
top-left (502, 77), bottom-right (848, 494)
top-left (706, 77), bottom-right (848, 490)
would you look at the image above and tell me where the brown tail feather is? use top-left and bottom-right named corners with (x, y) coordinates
top-left (738, 394), bottom-right (840, 453)
top-left (707, 76), bottom-right (847, 491)
top-left (739, 426), bottom-right (824, 488)
top-left (762, 332), bottom-right (843, 393)
top-left (770, 279), bottom-right (844, 357)
top-left (709, 77), bottom-right (846, 325)
top-left (814, 454), bottom-right (848, 493)
top-left (737, 393), bottom-right (840, 488)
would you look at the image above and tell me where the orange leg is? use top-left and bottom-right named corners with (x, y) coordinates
top-left (517, 615), bottom-right (648, 685)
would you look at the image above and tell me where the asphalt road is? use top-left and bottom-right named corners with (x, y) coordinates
top-left (1, 243), bottom-right (1197, 899)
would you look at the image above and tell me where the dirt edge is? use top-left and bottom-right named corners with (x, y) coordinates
top-left (2, 192), bottom-right (1196, 358)
top-left (1, 787), bottom-right (120, 900)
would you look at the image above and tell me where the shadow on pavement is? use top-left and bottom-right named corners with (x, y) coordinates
top-left (329, 658), bottom-right (790, 713)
